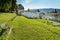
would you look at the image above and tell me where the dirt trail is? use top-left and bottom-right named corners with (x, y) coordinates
top-left (6, 28), bottom-right (12, 40)
top-left (6, 15), bottom-right (17, 40)
top-left (0, 15), bottom-right (17, 40)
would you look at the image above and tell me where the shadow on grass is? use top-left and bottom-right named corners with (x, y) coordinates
top-left (0, 29), bottom-right (6, 36)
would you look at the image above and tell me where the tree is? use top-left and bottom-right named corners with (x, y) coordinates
top-left (0, 0), bottom-right (12, 12)
top-left (0, 0), bottom-right (16, 12)
top-left (16, 4), bottom-right (24, 15)
top-left (49, 9), bottom-right (57, 13)
top-left (28, 8), bottom-right (30, 11)
top-left (18, 4), bottom-right (24, 10)
top-left (37, 9), bottom-right (40, 12)
top-left (10, 0), bottom-right (16, 12)
top-left (55, 9), bottom-right (57, 13)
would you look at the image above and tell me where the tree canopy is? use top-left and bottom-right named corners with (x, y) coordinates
top-left (0, 0), bottom-right (16, 12)
top-left (18, 4), bottom-right (24, 10)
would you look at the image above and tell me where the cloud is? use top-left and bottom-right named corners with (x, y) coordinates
top-left (24, 0), bottom-right (31, 4)
top-left (24, 4), bottom-right (60, 10)
top-left (21, 0), bottom-right (60, 10)
top-left (22, 0), bottom-right (31, 4)
top-left (21, 0), bottom-right (32, 10)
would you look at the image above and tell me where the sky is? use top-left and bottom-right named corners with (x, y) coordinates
top-left (17, 0), bottom-right (60, 10)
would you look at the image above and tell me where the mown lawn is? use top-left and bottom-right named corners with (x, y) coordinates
top-left (8, 16), bottom-right (60, 40)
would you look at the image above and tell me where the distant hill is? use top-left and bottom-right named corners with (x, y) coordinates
top-left (28, 8), bottom-right (60, 13)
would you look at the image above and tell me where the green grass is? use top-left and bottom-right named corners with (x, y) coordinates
top-left (0, 13), bottom-right (16, 24)
top-left (8, 16), bottom-right (60, 40)
top-left (0, 13), bottom-right (60, 40)
top-left (0, 13), bottom-right (16, 40)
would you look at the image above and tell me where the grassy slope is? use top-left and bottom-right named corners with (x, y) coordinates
top-left (0, 13), bottom-right (16, 40)
top-left (8, 16), bottom-right (60, 40)
top-left (0, 13), bottom-right (60, 40)
top-left (0, 13), bottom-right (16, 24)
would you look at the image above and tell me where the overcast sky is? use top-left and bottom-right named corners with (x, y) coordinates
top-left (17, 0), bottom-right (60, 10)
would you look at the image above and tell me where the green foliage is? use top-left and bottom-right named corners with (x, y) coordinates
top-left (0, 0), bottom-right (16, 12)
top-left (18, 4), bottom-right (24, 10)
top-left (9, 0), bottom-right (16, 12)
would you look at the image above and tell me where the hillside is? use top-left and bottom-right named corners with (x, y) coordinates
top-left (0, 13), bottom-right (16, 40)
top-left (0, 13), bottom-right (60, 40)
top-left (8, 16), bottom-right (60, 40)
top-left (29, 8), bottom-right (60, 13)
